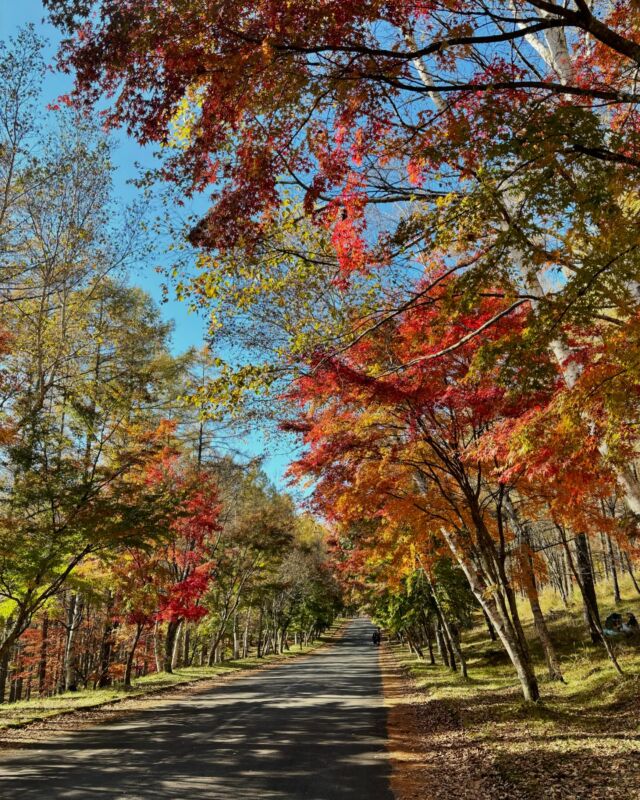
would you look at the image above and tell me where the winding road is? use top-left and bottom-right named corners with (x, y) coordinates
top-left (0, 619), bottom-right (394, 799)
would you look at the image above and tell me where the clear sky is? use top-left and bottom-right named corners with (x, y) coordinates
top-left (0, 0), bottom-right (298, 491)
top-left (0, 0), bottom-right (205, 351)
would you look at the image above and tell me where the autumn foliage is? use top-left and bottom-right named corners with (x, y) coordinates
top-left (10, 0), bottom-right (640, 702)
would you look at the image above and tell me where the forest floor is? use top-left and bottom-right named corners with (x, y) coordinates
top-left (383, 579), bottom-right (640, 800)
top-left (0, 627), bottom-right (343, 742)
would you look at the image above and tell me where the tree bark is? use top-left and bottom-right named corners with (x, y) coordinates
top-left (38, 613), bottom-right (49, 697)
top-left (0, 647), bottom-right (9, 704)
top-left (503, 494), bottom-right (563, 681)
top-left (575, 533), bottom-right (601, 643)
top-left (97, 618), bottom-right (117, 688)
top-left (256, 608), bottom-right (264, 658)
top-left (63, 593), bottom-right (82, 692)
top-left (435, 621), bottom-right (449, 667)
top-left (420, 610), bottom-right (436, 665)
top-left (96, 592), bottom-right (117, 688)
top-left (124, 623), bottom-right (144, 688)
top-left (557, 525), bottom-right (624, 674)
top-left (232, 611), bottom-right (239, 660)
top-left (153, 620), bottom-right (162, 673)
top-left (163, 620), bottom-right (180, 673)
top-left (429, 581), bottom-right (467, 678)
top-left (440, 527), bottom-right (540, 702)
top-left (606, 535), bottom-right (621, 604)
top-left (171, 620), bottom-right (183, 671)
top-left (242, 610), bottom-right (251, 658)
top-left (482, 608), bottom-right (497, 641)
top-left (183, 625), bottom-right (191, 666)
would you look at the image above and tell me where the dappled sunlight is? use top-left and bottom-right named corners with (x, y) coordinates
top-left (0, 620), bottom-right (393, 800)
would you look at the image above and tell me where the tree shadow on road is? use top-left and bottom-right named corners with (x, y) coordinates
top-left (0, 622), bottom-right (393, 800)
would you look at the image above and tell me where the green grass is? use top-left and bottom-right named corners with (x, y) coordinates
top-left (392, 579), bottom-right (640, 798)
top-left (0, 626), bottom-right (343, 732)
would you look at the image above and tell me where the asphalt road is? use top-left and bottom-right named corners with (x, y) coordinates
top-left (0, 619), bottom-right (393, 799)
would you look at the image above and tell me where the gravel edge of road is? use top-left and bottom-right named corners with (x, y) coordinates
top-left (379, 642), bottom-right (428, 800)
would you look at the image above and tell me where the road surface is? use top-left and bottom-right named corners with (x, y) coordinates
top-left (0, 619), bottom-right (393, 799)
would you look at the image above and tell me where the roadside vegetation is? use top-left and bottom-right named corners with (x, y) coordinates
top-left (387, 578), bottom-right (640, 799)
top-left (40, 0), bottom-right (640, 707)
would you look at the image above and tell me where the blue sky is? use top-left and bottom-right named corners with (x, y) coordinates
top-left (0, 1), bottom-right (298, 491)
top-left (0, 0), bottom-right (205, 352)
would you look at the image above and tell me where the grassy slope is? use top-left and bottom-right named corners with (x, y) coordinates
top-left (0, 630), bottom-right (341, 732)
top-left (392, 578), bottom-right (640, 799)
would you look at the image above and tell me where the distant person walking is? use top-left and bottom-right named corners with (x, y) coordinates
top-left (371, 628), bottom-right (381, 646)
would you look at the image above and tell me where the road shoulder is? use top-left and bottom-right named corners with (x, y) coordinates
top-left (379, 643), bottom-right (512, 800)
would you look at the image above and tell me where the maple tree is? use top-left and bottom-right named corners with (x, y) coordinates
top-left (279, 268), bottom-right (640, 696)
top-left (44, 0), bottom-right (640, 522)
top-left (101, 456), bottom-right (224, 678)
top-left (280, 283), bottom-right (545, 699)
top-left (151, 461), bottom-right (222, 673)
top-left (43, 1), bottom-right (640, 332)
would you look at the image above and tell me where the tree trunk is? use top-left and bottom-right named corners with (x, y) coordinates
top-left (445, 630), bottom-right (457, 673)
top-left (600, 533), bottom-right (611, 580)
top-left (256, 608), bottom-right (264, 658)
top-left (575, 533), bottom-right (601, 643)
top-left (529, 591), bottom-right (564, 682)
top-left (0, 648), bottom-right (9, 704)
top-left (153, 620), bottom-right (162, 673)
top-left (183, 625), bottom-right (191, 666)
top-left (435, 622), bottom-right (450, 667)
top-left (503, 493), bottom-right (563, 682)
top-left (38, 613), bottom-right (49, 697)
top-left (163, 620), bottom-right (180, 673)
top-left (207, 625), bottom-right (227, 667)
top-left (440, 527), bottom-right (540, 702)
top-left (242, 611), bottom-right (251, 658)
top-left (97, 617), bottom-right (117, 688)
top-left (232, 612), bottom-right (239, 660)
top-left (64, 593), bottom-right (82, 692)
top-left (96, 593), bottom-right (117, 688)
top-left (482, 608), bottom-right (497, 641)
top-left (606, 535), bottom-right (621, 604)
top-left (556, 559), bottom-right (570, 608)
top-left (429, 584), bottom-right (467, 678)
top-left (563, 547), bottom-right (573, 603)
top-left (557, 525), bottom-right (624, 674)
top-left (124, 624), bottom-right (144, 688)
top-left (406, 628), bottom-right (424, 659)
top-left (420, 610), bottom-right (436, 665)
top-left (171, 621), bottom-right (183, 671)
